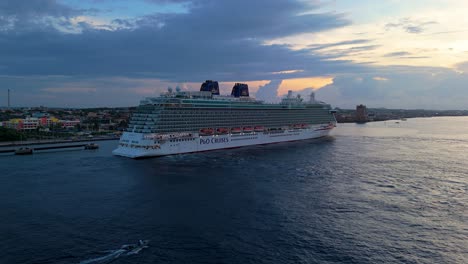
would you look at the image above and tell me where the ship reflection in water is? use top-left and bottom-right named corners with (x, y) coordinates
top-left (0, 117), bottom-right (467, 263)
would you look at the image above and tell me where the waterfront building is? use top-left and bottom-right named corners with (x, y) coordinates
top-left (356, 104), bottom-right (369, 123)
top-left (61, 120), bottom-right (81, 129)
top-left (0, 116), bottom-right (78, 130)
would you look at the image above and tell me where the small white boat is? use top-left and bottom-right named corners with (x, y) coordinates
top-left (84, 143), bottom-right (99, 150)
top-left (15, 147), bottom-right (33, 155)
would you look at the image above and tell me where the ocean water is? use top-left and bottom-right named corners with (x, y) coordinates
top-left (0, 117), bottom-right (466, 264)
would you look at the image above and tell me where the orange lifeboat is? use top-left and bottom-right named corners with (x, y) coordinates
top-left (254, 126), bottom-right (264, 132)
top-left (199, 128), bottom-right (214, 135)
top-left (216, 127), bottom-right (229, 134)
top-left (231, 127), bottom-right (241, 134)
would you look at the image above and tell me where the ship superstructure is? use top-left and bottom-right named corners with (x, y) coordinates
top-left (113, 80), bottom-right (336, 158)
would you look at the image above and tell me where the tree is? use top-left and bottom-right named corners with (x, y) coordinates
top-left (118, 120), bottom-right (127, 128)
top-left (0, 127), bottom-right (22, 142)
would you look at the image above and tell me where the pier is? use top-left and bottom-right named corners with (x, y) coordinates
top-left (0, 143), bottom-right (99, 155)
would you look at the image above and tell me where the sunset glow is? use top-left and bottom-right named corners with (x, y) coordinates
top-left (1, 0), bottom-right (467, 109)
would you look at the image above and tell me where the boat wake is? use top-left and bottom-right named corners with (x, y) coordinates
top-left (79, 240), bottom-right (149, 264)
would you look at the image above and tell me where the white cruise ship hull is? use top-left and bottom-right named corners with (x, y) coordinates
top-left (112, 124), bottom-right (334, 158)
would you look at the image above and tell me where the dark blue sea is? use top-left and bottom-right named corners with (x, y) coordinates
top-left (1, 117), bottom-right (467, 264)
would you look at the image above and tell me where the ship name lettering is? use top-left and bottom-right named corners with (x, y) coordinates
top-left (200, 138), bottom-right (229, 145)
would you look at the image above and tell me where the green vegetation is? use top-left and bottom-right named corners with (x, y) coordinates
top-left (0, 127), bottom-right (22, 142)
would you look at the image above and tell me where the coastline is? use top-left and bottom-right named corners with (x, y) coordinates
top-left (0, 136), bottom-right (119, 147)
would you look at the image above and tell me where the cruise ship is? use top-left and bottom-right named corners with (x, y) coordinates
top-left (113, 80), bottom-right (336, 158)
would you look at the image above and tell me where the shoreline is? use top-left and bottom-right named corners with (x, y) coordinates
top-left (0, 137), bottom-right (119, 147)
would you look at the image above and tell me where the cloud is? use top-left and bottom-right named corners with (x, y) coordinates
top-left (1, 0), bottom-right (466, 110)
top-left (384, 51), bottom-right (412, 57)
top-left (0, 0), bottom-right (360, 82)
top-left (384, 18), bottom-right (438, 34)
top-left (315, 66), bottom-right (468, 109)
top-left (0, 0), bottom-right (90, 32)
top-left (1, 75), bottom-right (271, 107)
top-left (307, 39), bottom-right (371, 51)
top-left (1, 75), bottom-right (174, 107)
top-left (271, 70), bottom-right (304, 75)
top-left (455, 61), bottom-right (468, 72)
top-left (255, 80), bottom-right (283, 102)
top-left (405, 25), bottom-right (423, 34)
top-left (320, 44), bottom-right (381, 58)
top-left (373, 76), bottom-right (388, 81)
top-left (252, 77), bottom-right (334, 103)
top-left (41, 87), bottom-right (97, 93)
top-left (400, 56), bottom-right (431, 59)
top-left (0, 0), bottom-right (78, 17)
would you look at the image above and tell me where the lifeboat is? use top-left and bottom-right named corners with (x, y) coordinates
top-left (243, 126), bottom-right (253, 133)
top-left (199, 128), bottom-right (214, 135)
top-left (231, 127), bottom-right (241, 134)
top-left (254, 126), bottom-right (264, 132)
top-left (301, 123), bottom-right (309, 128)
top-left (216, 127), bottom-right (229, 134)
top-left (293, 124), bottom-right (302, 129)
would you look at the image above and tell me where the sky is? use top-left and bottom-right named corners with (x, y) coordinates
top-left (1, 0), bottom-right (468, 109)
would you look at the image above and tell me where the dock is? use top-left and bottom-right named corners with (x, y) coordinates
top-left (0, 143), bottom-right (99, 155)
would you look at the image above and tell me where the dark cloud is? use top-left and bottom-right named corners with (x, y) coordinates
top-left (0, 0), bottom-right (78, 17)
top-left (1, 1), bottom-right (464, 110)
top-left (0, 75), bottom-right (171, 107)
top-left (384, 51), bottom-right (412, 57)
top-left (144, 0), bottom-right (190, 2)
top-left (400, 56), bottom-right (430, 59)
top-left (405, 26), bottom-right (423, 34)
top-left (0, 0), bottom-right (89, 32)
top-left (347, 45), bottom-right (381, 52)
top-left (320, 45), bottom-right (381, 58)
top-left (385, 18), bottom-right (437, 34)
top-left (134, 0), bottom-right (349, 40)
top-left (0, 0), bottom-right (357, 82)
top-left (308, 39), bottom-right (371, 50)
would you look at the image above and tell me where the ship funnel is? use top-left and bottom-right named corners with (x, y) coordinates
top-left (200, 80), bottom-right (220, 95)
top-left (309, 92), bottom-right (316, 103)
top-left (231, 83), bottom-right (249, 97)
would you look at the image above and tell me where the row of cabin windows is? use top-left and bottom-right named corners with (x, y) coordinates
top-left (132, 110), bottom-right (331, 118)
top-left (169, 138), bottom-right (195, 142)
top-left (157, 113), bottom-right (330, 118)
top-left (129, 118), bottom-right (334, 129)
top-left (156, 115), bottom-right (331, 121)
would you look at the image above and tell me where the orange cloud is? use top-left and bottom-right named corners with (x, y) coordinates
top-left (278, 77), bottom-right (333, 96)
top-left (373, 76), bottom-right (389, 81)
top-left (220, 80), bottom-right (270, 93)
